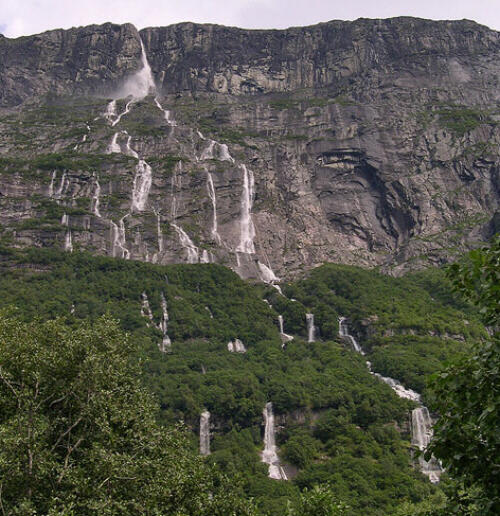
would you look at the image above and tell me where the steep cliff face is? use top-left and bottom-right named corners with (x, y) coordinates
top-left (0, 18), bottom-right (498, 279)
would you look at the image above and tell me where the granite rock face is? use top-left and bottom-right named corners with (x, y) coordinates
top-left (0, 17), bottom-right (499, 279)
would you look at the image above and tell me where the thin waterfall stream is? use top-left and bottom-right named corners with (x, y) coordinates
top-left (338, 317), bottom-right (442, 482)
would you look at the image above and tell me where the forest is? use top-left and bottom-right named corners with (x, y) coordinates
top-left (0, 241), bottom-right (497, 515)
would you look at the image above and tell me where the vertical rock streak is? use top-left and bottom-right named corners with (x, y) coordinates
top-left (306, 313), bottom-right (315, 343)
top-left (200, 411), bottom-right (211, 456)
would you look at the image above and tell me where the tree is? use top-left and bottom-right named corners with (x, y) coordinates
top-left (286, 485), bottom-right (349, 516)
top-left (0, 312), bottom-right (257, 515)
top-left (427, 236), bottom-right (500, 514)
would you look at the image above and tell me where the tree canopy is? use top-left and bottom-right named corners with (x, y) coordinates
top-left (428, 235), bottom-right (500, 515)
top-left (0, 313), bottom-right (257, 515)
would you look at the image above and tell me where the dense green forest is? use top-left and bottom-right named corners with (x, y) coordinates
top-left (0, 245), bottom-right (489, 514)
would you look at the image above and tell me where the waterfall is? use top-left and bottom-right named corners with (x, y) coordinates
top-left (200, 411), bottom-right (211, 456)
top-left (206, 171), bottom-right (222, 245)
top-left (236, 164), bottom-right (256, 254)
top-left (131, 159), bottom-right (152, 212)
top-left (55, 172), bottom-right (67, 199)
top-left (111, 100), bottom-right (134, 127)
top-left (92, 175), bottom-right (101, 217)
top-left (338, 317), bottom-right (364, 354)
top-left (172, 224), bottom-right (199, 263)
top-left (227, 339), bottom-right (246, 353)
top-left (62, 214), bottom-right (73, 252)
top-left (141, 292), bottom-right (171, 352)
top-left (218, 143), bottom-right (234, 162)
top-left (278, 315), bottom-right (294, 347)
top-left (118, 39), bottom-right (155, 101)
top-left (111, 216), bottom-right (130, 259)
top-left (48, 170), bottom-right (56, 197)
top-left (159, 293), bottom-right (171, 352)
top-left (154, 96), bottom-right (176, 126)
top-left (306, 313), bottom-right (315, 343)
top-left (155, 211), bottom-right (163, 253)
top-left (108, 132), bottom-right (121, 153)
top-left (338, 317), bottom-right (442, 482)
top-left (200, 250), bottom-right (210, 263)
top-left (372, 373), bottom-right (421, 402)
top-left (200, 140), bottom-right (216, 160)
top-left (258, 261), bottom-right (280, 284)
top-left (104, 100), bottom-right (117, 122)
top-left (261, 402), bottom-right (288, 480)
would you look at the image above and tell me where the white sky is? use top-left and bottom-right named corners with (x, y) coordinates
top-left (1, 0), bottom-right (499, 38)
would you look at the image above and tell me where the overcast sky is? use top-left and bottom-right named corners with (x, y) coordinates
top-left (1, 0), bottom-right (499, 38)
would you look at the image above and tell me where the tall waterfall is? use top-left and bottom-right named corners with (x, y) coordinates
top-left (338, 317), bottom-right (442, 482)
top-left (306, 313), bottom-right (315, 343)
top-left (131, 159), bottom-right (152, 212)
top-left (118, 39), bottom-right (156, 100)
top-left (140, 292), bottom-right (172, 352)
top-left (172, 224), bottom-right (199, 263)
top-left (111, 216), bottom-right (130, 259)
top-left (278, 315), bottom-right (294, 346)
top-left (159, 293), bottom-right (172, 352)
top-left (62, 214), bottom-right (73, 252)
top-left (200, 411), bottom-right (211, 456)
top-left (261, 402), bottom-right (288, 480)
top-left (206, 171), bottom-right (222, 245)
top-left (236, 164), bottom-right (256, 254)
top-left (92, 175), bottom-right (101, 218)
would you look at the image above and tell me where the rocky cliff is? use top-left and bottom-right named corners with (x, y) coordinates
top-left (0, 17), bottom-right (498, 279)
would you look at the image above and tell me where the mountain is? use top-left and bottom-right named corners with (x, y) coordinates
top-left (0, 17), bottom-right (499, 281)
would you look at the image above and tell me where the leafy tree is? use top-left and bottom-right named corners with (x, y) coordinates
top-left (428, 235), bottom-right (500, 514)
top-left (0, 312), bottom-right (257, 515)
top-left (286, 485), bottom-right (349, 516)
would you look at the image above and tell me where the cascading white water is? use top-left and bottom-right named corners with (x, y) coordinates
top-left (62, 214), bottom-right (73, 252)
top-left (159, 292), bottom-right (171, 352)
top-left (338, 317), bottom-right (442, 482)
top-left (236, 164), bottom-right (256, 254)
top-left (111, 216), bottom-right (130, 259)
top-left (227, 339), bottom-right (247, 353)
top-left (141, 292), bottom-right (171, 352)
top-left (111, 100), bottom-right (134, 127)
top-left (261, 402), bottom-right (288, 480)
top-left (200, 250), bottom-right (210, 263)
top-left (48, 170), bottom-right (56, 197)
top-left (200, 140), bottom-right (216, 160)
top-left (155, 211), bottom-right (163, 253)
top-left (108, 132), bottom-right (121, 153)
top-left (306, 313), bottom-right (315, 343)
top-left (92, 175), bottom-right (101, 218)
top-left (278, 315), bottom-right (294, 347)
top-left (218, 143), bottom-right (234, 162)
top-left (411, 407), bottom-right (442, 483)
top-left (131, 159), bottom-right (152, 212)
top-left (54, 172), bottom-right (67, 199)
top-left (104, 100), bottom-right (117, 122)
top-left (373, 373), bottom-right (421, 402)
top-left (338, 317), bottom-right (364, 354)
top-left (206, 171), bottom-right (222, 245)
top-left (258, 261), bottom-right (280, 284)
top-left (200, 411), bottom-right (211, 456)
top-left (154, 96), bottom-right (176, 126)
top-left (172, 224), bottom-right (199, 263)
